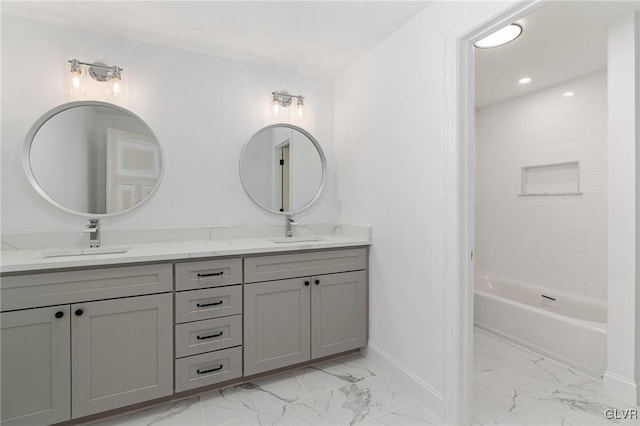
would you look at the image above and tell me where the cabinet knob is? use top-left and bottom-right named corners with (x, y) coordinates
top-left (304, 280), bottom-right (310, 286)
top-left (314, 280), bottom-right (320, 285)
top-left (75, 309), bottom-right (84, 316)
top-left (55, 311), bottom-right (64, 319)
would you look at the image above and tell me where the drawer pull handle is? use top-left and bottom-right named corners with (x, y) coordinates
top-left (197, 365), bottom-right (223, 375)
top-left (197, 331), bottom-right (223, 340)
top-left (75, 309), bottom-right (84, 316)
top-left (197, 271), bottom-right (224, 278)
top-left (304, 281), bottom-right (310, 286)
top-left (197, 300), bottom-right (224, 307)
top-left (55, 311), bottom-right (65, 319)
top-left (315, 280), bottom-right (320, 285)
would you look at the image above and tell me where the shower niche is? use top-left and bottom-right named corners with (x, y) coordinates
top-left (519, 161), bottom-right (582, 196)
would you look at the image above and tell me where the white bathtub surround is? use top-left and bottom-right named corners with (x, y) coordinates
top-left (87, 352), bottom-right (442, 426)
top-left (474, 329), bottom-right (638, 426)
top-left (0, 224), bottom-right (372, 273)
top-left (475, 275), bottom-right (607, 377)
top-left (475, 70), bottom-right (608, 302)
top-left (605, 10), bottom-right (640, 407)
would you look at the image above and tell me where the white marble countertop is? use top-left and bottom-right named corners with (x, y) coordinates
top-left (1, 224), bottom-right (372, 274)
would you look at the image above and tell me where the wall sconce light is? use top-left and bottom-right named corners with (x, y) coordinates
top-left (68, 59), bottom-right (124, 98)
top-left (272, 91), bottom-right (304, 118)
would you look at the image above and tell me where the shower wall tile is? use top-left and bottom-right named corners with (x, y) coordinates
top-left (475, 70), bottom-right (607, 302)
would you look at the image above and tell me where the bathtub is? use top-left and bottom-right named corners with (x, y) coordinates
top-left (474, 275), bottom-right (607, 377)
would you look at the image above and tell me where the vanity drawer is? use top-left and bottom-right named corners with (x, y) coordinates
top-left (175, 258), bottom-right (242, 291)
top-left (175, 346), bottom-right (242, 393)
top-left (175, 315), bottom-right (242, 358)
top-left (175, 285), bottom-right (242, 324)
top-left (1, 264), bottom-right (173, 311)
top-left (244, 248), bottom-right (367, 283)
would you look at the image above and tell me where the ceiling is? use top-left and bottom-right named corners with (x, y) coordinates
top-left (475, 1), bottom-right (639, 107)
top-left (1, 1), bottom-right (430, 78)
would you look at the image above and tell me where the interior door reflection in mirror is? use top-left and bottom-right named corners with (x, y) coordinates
top-left (27, 103), bottom-right (162, 215)
top-left (240, 125), bottom-right (324, 213)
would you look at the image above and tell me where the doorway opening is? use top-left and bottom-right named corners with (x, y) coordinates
top-left (445, 1), bottom-right (640, 424)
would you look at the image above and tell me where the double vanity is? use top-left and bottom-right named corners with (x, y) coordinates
top-left (2, 100), bottom-right (368, 425)
top-left (1, 236), bottom-right (370, 425)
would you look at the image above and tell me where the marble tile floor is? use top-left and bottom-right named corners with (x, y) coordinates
top-left (88, 330), bottom-right (639, 426)
top-left (87, 351), bottom-right (441, 426)
top-left (473, 327), bottom-right (640, 426)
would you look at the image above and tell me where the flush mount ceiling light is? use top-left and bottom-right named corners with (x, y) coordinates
top-left (563, 91), bottom-right (575, 97)
top-left (518, 77), bottom-right (532, 85)
top-left (272, 91), bottom-right (304, 118)
top-left (474, 23), bottom-right (523, 49)
top-left (68, 59), bottom-right (124, 98)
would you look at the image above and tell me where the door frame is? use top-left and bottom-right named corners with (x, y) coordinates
top-left (442, 1), bottom-right (543, 424)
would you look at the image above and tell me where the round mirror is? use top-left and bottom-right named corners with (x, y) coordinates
top-left (239, 124), bottom-right (325, 214)
top-left (24, 101), bottom-right (164, 217)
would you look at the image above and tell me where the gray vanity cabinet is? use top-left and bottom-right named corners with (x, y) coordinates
top-left (243, 248), bottom-right (368, 376)
top-left (1, 306), bottom-right (71, 426)
top-left (173, 258), bottom-right (244, 392)
top-left (311, 270), bottom-right (367, 359)
top-left (71, 293), bottom-right (173, 418)
top-left (0, 263), bottom-right (174, 425)
top-left (244, 278), bottom-right (311, 376)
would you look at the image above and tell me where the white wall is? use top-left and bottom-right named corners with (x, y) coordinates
top-left (334, 1), bottom-right (512, 417)
top-left (475, 71), bottom-right (608, 301)
top-left (604, 10), bottom-right (640, 406)
top-left (1, 15), bottom-right (336, 233)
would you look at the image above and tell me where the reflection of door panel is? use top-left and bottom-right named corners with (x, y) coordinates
top-left (275, 140), bottom-right (291, 212)
top-left (116, 184), bottom-right (136, 211)
top-left (106, 129), bottom-right (159, 213)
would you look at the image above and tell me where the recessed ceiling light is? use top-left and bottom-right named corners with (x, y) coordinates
top-left (563, 91), bottom-right (575, 97)
top-left (474, 24), bottom-right (523, 49)
top-left (518, 77), bottom-right (532, 85)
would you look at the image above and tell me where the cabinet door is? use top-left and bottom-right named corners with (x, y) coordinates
top-left (244, 278), bottom-right (310, 376)
top-left (71, 293), bottom-right (173, 418)
top-left (311, 270), bottom-right (367, 359)
top-left (1, 306), bottom-right (71, 426)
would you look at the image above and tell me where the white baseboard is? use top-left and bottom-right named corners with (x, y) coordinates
top-left (365, 341), bottom-right (444, 420)
top-left (603, 370), bottom-right (640, 406)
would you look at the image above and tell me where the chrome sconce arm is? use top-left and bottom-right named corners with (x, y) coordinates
top-left (272, 91), bottom-right (305, 117)
top-left (68, 59), bottom-right (124, 97)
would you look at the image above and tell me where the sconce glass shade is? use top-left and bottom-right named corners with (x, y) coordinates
top-left (108, 77), bottom-right (123, 98)
top-left (296, 98), bottom-right (304, 118)
top-left (69, 60), bottom-right (85, 95)
top-left (107, 66), bottom-right (123, 99)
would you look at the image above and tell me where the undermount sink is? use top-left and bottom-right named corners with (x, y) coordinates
top-left (269, 236), bottom-right (322, 244)
top-left (42, 247), bottom-right (130, 259)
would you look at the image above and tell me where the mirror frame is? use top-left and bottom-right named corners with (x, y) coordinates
top-left (239, 123), bottom-right (326, 215)
top-left (23, 101), bottom-right (165, 218)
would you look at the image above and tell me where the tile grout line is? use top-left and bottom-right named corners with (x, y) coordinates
top-left (199, 394), bottom-right (205, 426)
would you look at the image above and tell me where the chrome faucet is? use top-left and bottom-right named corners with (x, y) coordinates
top-left (285, 215), bottom-right (298, 238)
top-left (83, 219), bottom-right (100, 248)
